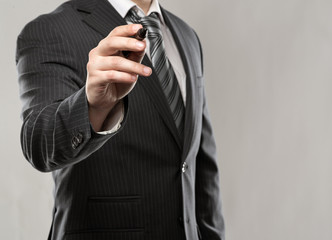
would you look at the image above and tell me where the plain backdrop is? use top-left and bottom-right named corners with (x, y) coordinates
top-left (1, 0), bottom-right (332, 239)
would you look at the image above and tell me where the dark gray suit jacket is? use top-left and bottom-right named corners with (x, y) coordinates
top-left (16, 0), bottom-right (225, 239)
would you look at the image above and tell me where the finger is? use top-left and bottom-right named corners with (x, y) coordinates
top-left (96, 24), bottom-right (143, 55)
top-left (88, 71), bottom-right (137, 88)
top-left (109, 24), bottom-right (143, 38)
top-left (100, 70), bottom-right (138, 84)
top-left (127, 48), bottom-right (146, 63)
top-left (94, 56), bottom-right (152, 76)
top-left (97, 36), bottom-right (146, 56)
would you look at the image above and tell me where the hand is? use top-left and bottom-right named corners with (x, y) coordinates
top-left (86, 24), bottom-right (152, 131)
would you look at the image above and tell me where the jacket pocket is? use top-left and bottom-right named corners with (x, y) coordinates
top-left (65, 230), bottom-right (144, 240)
top-left (84, 195), bottom-right (144, 231)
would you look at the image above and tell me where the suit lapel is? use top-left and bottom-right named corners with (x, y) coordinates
top-left (139, 57), bottom-right (183, 149)
top-left (75, 0), bottom-right (127, 36)
top-left (75, 0), bottom-right (183, 149)
top-left (161, 8), bottom-right (199, 160)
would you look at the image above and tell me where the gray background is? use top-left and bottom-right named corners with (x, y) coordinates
top-left (1, 0), bottom-right (332, 239)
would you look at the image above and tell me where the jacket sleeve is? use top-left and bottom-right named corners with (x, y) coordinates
top-left (195, 91), bottom-right (225, 240)
top-left (194, 31), bottom-right (225, 240)
top-left (16, 20), bottom-right (126, 172)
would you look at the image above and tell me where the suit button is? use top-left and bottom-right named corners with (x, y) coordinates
top-left (182, 162), bottom-right (188, 173)
top-left (71, 132), bottom-right (83, 149)
top-left (76, 132), bottom-right (83, 143)
top-left (71, 137), bottom-right (78, 149)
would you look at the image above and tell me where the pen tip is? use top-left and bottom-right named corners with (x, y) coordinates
top-left (138, 27), bottom-right (148, 39)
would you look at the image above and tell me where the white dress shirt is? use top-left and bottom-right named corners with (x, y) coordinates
top-left (98, 0), bottom-right (186, 134)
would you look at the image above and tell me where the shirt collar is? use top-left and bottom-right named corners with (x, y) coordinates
top-left (108, 0), bottom-right (165, 25)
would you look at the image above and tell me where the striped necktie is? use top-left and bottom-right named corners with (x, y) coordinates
top-left (126, 9), bottom-right (185, 138)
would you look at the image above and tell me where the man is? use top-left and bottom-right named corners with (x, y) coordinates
top-left (16, 0), bottom-right (225, 239)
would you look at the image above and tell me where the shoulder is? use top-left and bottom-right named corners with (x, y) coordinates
top-left (18, 1), bottom-right (78, 40)
top-left (161, 7), bottom-right (204, 73)
top-left (162, 8), bottom-right (198, 39)
top-left (161, 7), bottom-right (202, 54)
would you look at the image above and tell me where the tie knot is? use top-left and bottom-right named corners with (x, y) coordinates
top-left (126, 9), bottom-right (161, 34)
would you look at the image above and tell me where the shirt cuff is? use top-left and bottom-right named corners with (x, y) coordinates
top-left (97, 101), bottom-right (124, 135)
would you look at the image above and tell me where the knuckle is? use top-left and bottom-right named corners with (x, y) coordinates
top-left (86, 61), bottom-right (92, 71)
top-left (98, 38), bottom-right (112, 51)
top-left (87, 56), bottom-right (99, 71)
top-left (98, 39), bottom-right (108, 48)
top-left (131, 74), bottom-right (138, 81)
top-left (110, 27), bottom-right (118, 36)
top-left (110, 57), bottom-right (123, 68)
top-left (110, 26), bottom-right (123, 37)
top-left (106, 70), bottom-right (115, 79)
top-left (136, 64), bottom-right (144, 74)
top-left (110, 25), bottom-right (126, 36)
top-left (127, 38), bottom-right (134, 48)
top-left (88, 48), bottom-right (96, 58)
top-left (106, 39), bottom-right (113, 49)
top-left (86, 67), bottom-right (97, 79)
top-left (98, 38), bottom-right (105, 47)
top-left (108, 57), bottom-right (116, 67)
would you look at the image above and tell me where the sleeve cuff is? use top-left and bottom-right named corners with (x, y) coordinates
top-left (97, 100), bottom-right (124, 135)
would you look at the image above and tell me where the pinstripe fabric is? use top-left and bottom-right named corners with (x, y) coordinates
top-left (16, 0), bottom-right (225, 239)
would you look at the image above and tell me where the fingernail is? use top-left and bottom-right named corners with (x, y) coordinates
top-left (136, 41), bottom-right (144, 48)
top-left (143, 67), bottom-right (151, 75)
top-left (132, 75), bottom-right (137, 81)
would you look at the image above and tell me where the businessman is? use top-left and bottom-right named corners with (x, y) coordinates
top-left (16, 0), bottom-right (225, 239)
